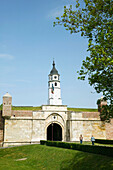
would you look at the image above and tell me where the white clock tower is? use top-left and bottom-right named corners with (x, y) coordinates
top-left (48, 60), bottom-right (62, 105)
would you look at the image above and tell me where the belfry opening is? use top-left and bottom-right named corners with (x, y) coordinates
top-left (47, 123), bottom-right (62, 141)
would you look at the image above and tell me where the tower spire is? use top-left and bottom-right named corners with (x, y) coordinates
top-left (53, 59), bottom-right (55, 68)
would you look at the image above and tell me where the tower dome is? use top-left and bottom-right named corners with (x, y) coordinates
top-left (49, 61), bottom-right (59, 76)
top-left (3, 92), bottom-right (12, 98)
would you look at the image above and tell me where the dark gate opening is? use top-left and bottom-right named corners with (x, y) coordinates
top-left (47, 123), bottom-right (62, 141)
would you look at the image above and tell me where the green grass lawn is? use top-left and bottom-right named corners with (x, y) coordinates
top-left (0, 105), bottom-right (98, 112)
top-left (0, 144), bottom-right (113, 170)
top-left (67, 108), bottom-right (98, 112)
top-left (12, 107), bottom-right (97, 112)
top-left (75, 141), bottom-right (113, 147)
top-left (12, 106), bottom-right (42, 111)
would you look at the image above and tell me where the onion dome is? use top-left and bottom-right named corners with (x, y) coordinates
top-left (49, 60), bottom-right (60, 75)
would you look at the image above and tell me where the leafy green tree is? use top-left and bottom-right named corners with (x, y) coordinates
top-left (54, 0), bottom-right (113, 121)
top-left (0, 104), bottom-right (3, 110)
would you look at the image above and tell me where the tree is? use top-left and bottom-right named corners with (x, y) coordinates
top-left (54, 0), bottom-right (113, 121)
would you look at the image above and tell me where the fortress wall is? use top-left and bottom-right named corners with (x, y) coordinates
top-left (82, 121), bottom-right (106, 140)
top-left (70, 112), bottom-right (106, 141)
top-left (82, 112), bottom-right (100, 119)
top-left (32, 120), bottom-right (45, 141)
top-left (11, 110), bottom-right (32, 117)
top-left (82, 113), bottom-right (113, 140)
top-left (0, 110), bottom-right (4, 142)
top-left (4, 119), bottom-right (32, 146)
top-left (105, 119), bottom-right (113, 139)
top-left (3, 109), bottom-right (113, 146)
top-left (70, 120), bottom-right (106, 141)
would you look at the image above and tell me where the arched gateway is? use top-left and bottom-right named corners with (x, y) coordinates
top-left (47, 123), bottom-right (62, 141)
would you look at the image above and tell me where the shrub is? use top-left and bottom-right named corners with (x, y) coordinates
top-left (95, 139), bottom-right (113, 145)
top-left (40, 140), bottom-right (47, 145)
top-left (40, 140), bottom-right (113, 157)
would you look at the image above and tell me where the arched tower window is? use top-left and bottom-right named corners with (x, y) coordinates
top-left (55, 82), bottom-right (57, 86)
top-left (54, 76), bottom-right (57, 79)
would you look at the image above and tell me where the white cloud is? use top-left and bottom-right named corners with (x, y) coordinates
top-left (16, 80), bottom-right (31, 83)
top-left (0, 54), bottom-right (14, 60)
top-left (48, 4), bottom-right (71, 19)
top-left (0, 83), bottom-right (15, 87)
top-left (48, 7), bottom-right (63, 19)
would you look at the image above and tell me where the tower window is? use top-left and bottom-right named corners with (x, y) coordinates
top-left (54, 76), bottom-right (57, 79)
top-left (55, 82), bottom-right (57, 86)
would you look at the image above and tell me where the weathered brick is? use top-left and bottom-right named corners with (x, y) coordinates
top-left (106, 119), bottom-right (113, 139)
top-left (82, 112), bottom-right (100, 118)
top-left (11, 110), bottom-right (32, 117)
top-left (0, 110), bottom-right (4, 141)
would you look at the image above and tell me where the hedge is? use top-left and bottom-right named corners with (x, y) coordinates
top-left (40, 140), bottom-right (113, 158)
top-left (40, 140), bottom-right (47, 145)
top-left (95, 139), bottom-right (113, 145)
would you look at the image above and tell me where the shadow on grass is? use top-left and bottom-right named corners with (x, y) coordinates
top-left (60, 152), bottom-right (113, 170)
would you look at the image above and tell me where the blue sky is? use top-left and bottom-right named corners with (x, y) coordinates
top-left (0, 0), bottom-right (102, 108)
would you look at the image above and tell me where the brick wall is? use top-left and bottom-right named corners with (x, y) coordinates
top-left (82, 112), bottom-right (100, 119)
top-left (105, 119), bottom-right (113, 140)
top-left (11, 110), bottom-right (33, 117)
top-left (0, 110), bottom-right (4, 142)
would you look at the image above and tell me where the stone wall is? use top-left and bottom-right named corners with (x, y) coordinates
top-left (32, 120), bottom-right (45, 142)
top-left (3, 109), bottom-right (113, 147)
top-left (106, 119), bottom-right (113, 139)
top-left (4, 119), bottom-right (32, 143)
top-left (70, 120), bottom-right (106, 141)
top-left (82, 112), bottom-right (100, 119)
top-left (0, 110), bottom-right (4, 142)
top-left (11, 110), bottom-right (32, 117)
top-left (69, 112), bottom-right (106, 141)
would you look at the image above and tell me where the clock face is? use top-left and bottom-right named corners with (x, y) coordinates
top-left (54, 76), bottom-right (57, 79)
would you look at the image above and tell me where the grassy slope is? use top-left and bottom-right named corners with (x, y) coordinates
top-left (77, 141), bottom-right (113, 147)
top-left (12, 106), bottom-right (42, 111)
top-left (0, 145), bottom-right (113, 170)
top-left (67, 108), bottom-right (98, 112)
top-left (0, 105), bottom-right (98, 112)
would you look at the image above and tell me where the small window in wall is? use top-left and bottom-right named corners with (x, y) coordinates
top-left (55, 82), bottom-right (57, 86)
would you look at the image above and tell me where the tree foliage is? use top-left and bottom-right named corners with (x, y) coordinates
top-left (54, 0), bottom-right (113, 121)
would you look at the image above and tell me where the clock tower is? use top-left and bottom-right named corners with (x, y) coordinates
top-left (48, 60), bottom-right (62, 105)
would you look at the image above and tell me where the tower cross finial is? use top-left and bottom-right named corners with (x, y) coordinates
top-left (53, 58), bottom-right (55, 67)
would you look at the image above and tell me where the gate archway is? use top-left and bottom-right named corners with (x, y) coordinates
top-left (47, 123), bottom-right (62, 141)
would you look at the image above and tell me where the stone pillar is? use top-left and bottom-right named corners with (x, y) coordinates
top-left (2, 92), bottom-right (12, 118)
